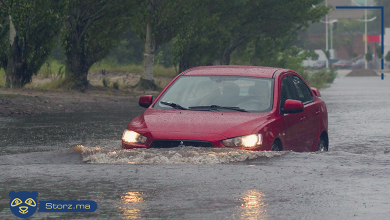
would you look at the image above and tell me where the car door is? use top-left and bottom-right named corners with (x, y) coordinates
top-left (280, 75), bottom-right (307, 151)
top-left (290, 75), bottom-right (320, 151)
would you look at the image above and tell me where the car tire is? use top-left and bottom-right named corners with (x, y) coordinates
top-left (271, 141), bottom-right (282, 151)
top-left (316, 136), bottom-right (328, 152)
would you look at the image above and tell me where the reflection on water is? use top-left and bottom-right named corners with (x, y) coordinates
top-left (118, 191), bottom-right (145, 219)
top-left (0, 108), bottom-right (143, 156)
top-left (237, 190), bottom-right (268, 220)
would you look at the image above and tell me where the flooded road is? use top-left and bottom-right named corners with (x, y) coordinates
top-left (1, 74), bottom-right (390, 219)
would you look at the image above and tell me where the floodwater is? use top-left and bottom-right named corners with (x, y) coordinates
top-left (1, 73), bottom-right (390, 219)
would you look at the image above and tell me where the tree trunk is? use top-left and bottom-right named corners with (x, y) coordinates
top-left (221, 46), bottom-right (236, 65)
top-left (64, 25), bottom-right (90, 89)
top-left (137, 23), bottom-right (158, 90)
top-left (5, 16), bottom-right (24, 88)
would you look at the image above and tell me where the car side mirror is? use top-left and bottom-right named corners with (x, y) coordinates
top-left (311, 87), bottom-right (321, 97)
top-left (283, 99), bottom-right (304, 114)
top-left (139, 95), bottom-right (153, 108)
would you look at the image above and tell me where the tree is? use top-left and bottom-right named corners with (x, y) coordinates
top-left (365, 52), bottom-right (373, 62)
top-left (385, 51), bottom-right (390, 62)
top-left (0, 0), bottom-right (65, 88)
top-left (173, 0), bottom-right (329, 72)
top-left (376, 46), bottom-right (383, 59)
top-left (61, 0), bottom-right (137, 89)
top-left (131, 0), bottom-right (193, 89)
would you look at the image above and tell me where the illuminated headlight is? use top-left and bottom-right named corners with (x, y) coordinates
top-left (122, 130), bottom-right (148, 144)
top-left (222, 134), bottom-right (262, 148)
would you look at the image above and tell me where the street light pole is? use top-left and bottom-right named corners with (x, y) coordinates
top-left (365, 0), bottom-right (368, 69)
top-left (331, 17), bottom-right (334, 51)
top-left (320, 18), bottom-right (337, 67)
top-left (354, 0), bottom-right (376, 69)
top-left (325, 0), bottom-right (329, 68)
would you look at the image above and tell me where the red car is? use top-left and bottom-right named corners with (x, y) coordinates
top-left (122, 66), bottom-right (328, 152)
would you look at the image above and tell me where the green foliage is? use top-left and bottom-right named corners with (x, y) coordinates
top-left (102, 78), bottom-right (110, 87)
top-left (105, 30), bottom-right (144, 65)
top-left (131, 0), bottom-right (192, 48)
top-left (61, 0), bottom-right (138, 87)
top-left (0, 68), bottom-right (5, 87)
top-left (376, 46), bottom-right (383, 59)
top-left (248, 44), bottom-right (336, 88)
top-left (385, 51), bottom-right (390, 62)
top-left (365, 52), bottom-right (373, 62)
top-left (0, 0), bottom-right (66, 87)
top-left (113, 80), bottom-right (119, 89)
top-left (304, 67), bottom-right (337, 89)
top-left (173, 0), bottom-right (329, 71)
top-left (36, 59), bottom-right (65, 79)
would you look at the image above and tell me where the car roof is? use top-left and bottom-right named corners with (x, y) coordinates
top-left (183, 65), bottom-right (282, 78)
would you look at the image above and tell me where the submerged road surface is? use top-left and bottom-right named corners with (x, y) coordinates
top-left (1, 73), bottom-right (390, 219)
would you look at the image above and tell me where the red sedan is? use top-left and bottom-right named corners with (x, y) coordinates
top-left (122, 66), bottom-right (328, 152)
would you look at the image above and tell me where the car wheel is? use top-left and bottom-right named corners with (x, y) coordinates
top-left (271, 141), bottom-right (282, 151)
top-left (316, 136), bottom-right (328, 152)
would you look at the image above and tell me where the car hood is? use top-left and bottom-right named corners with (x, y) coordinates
top-left (128, 108), bottom-right (271, 139)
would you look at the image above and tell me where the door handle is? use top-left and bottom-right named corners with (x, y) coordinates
top-left (300, 117), bottom-right (306, 122)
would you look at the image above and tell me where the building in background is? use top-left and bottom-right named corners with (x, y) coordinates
top-left (327, 0), bottom-right (376, 20)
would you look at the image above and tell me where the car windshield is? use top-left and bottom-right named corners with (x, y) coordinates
top-left (154, 75), bottom-right (273, 112)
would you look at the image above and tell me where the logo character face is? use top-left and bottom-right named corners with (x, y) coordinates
top-left (9, 191), bottom-right (38, 218)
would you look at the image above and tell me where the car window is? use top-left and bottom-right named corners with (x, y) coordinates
top-left (291, 76), bottom-right (314, 104)
top-left (280, 76), bottom-right (295, 109)
top-left (154, 75), bottom-right (273, 112)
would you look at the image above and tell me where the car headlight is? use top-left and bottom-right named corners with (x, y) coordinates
top-left (122, 130), bottom-right (148, 144)
top-left (222, 134), bottom-right (262, 148)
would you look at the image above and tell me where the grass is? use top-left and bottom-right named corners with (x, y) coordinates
top-left (25, 77), bottom-right (75, 91)
top-left (152, 65), bottom-right (177, 77)
top-left (0, 68), bottom-right (5, 87)
top-left (36, 59), bottom-right (65, 79)
top-left (89, 59), bottom-right (143, 73)
top-left (89, 59), bottom-right (177, 77)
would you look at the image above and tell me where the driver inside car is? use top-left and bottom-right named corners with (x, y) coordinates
top-left (248, 81), bottom-right (269, 108)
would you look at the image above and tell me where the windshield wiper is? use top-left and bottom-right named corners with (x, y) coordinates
top-left (160, 101), bottom-right (188, 110)
top-left (188, 105), bottom-right (248, 112)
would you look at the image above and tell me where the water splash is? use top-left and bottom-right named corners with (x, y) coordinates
top-left (75, 145), bottom-right (287, 164)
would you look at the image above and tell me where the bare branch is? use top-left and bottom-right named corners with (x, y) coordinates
top-left (82, 0), bottom-right (113, 23)
top-left (0, 0), bottom-right (7, 9)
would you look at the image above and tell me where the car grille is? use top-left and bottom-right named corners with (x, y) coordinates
top-left (150, 140), bottom-right (214, 148)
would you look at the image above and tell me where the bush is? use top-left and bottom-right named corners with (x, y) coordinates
top-left (304, 67), bottom-right (337, 88)
top-left (102, 77), bottom-right (110, 87)
top-left (113, 80), bottom-right (119, 89)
